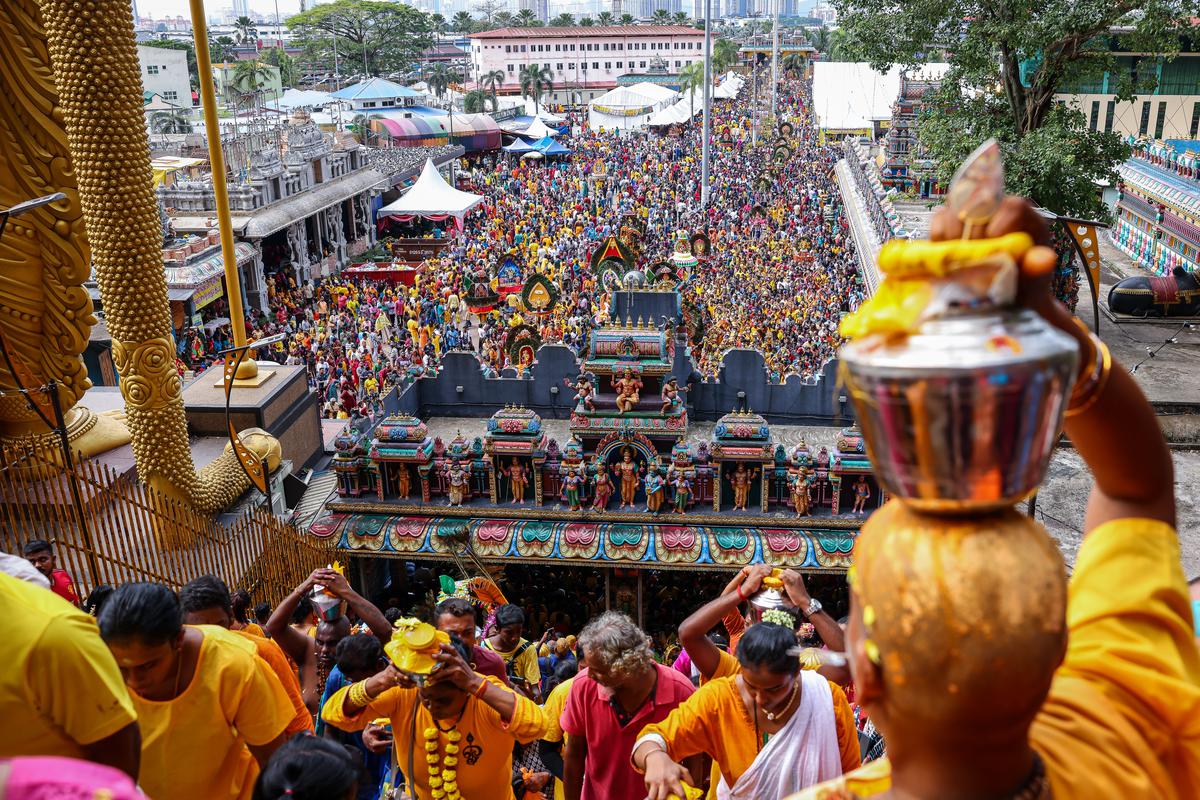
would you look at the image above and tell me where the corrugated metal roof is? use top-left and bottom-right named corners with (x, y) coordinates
top-left (331, 77), bottom-right (423, 101)
top-left (469, 25), bottom-right (703, 39)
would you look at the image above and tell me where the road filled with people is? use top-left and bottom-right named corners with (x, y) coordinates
top-left (181, 74), bottom-right (860, 418)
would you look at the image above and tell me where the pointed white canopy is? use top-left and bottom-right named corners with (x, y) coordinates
top-left (376, 159), bottom-right (484, 220)
top-left (522, 116), bottom-right (558, 139)
top-left (523, 99), bottom-right (566, 124)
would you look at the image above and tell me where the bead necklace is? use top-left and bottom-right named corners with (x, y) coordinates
top-left (424, 711), bottom-right (466, 800)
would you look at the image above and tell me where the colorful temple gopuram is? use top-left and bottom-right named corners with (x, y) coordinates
top-left (1112, 137), bottom-right (1200, 274)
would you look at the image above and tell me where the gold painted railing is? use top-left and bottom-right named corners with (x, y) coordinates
top-left (0, 438), bottom-right (333, 603)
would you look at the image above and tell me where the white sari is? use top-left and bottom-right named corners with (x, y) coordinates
top-left (716, 670), bottom-right (843, 800)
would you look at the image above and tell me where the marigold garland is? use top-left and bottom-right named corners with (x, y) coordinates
top-left (424, 726), bottom-right (463, 800)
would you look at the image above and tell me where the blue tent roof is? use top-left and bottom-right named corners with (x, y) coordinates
top-left (503, 137), bottom-right (538, 153)
top-left (331, 77), bottom-right (423, 101)
top-left (531, 135), bottom-right (572, 156)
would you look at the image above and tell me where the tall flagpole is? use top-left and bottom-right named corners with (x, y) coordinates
top-left (700, 0), bottom-right (712, 212)
top-left (770, 2), bottom-right (779, 121)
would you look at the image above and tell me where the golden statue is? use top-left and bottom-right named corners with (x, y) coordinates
top-left (0, 0), bottom-right (276, 516)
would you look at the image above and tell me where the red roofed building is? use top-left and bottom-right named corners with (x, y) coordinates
top-left (467, 25), bottom-right (706, 105)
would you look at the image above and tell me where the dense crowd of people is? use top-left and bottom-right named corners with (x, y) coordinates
top-left (178, 74), bottom-right (858, 417)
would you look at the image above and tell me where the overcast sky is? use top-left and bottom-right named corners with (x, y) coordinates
top-left (137, 0), bottom-right (303, 18)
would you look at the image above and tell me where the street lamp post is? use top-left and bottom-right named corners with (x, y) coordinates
top-left (700, 0), bottom-right (712, 213)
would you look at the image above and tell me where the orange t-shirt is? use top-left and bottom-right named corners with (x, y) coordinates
top-left (236, 630), bottom-right (313, 736)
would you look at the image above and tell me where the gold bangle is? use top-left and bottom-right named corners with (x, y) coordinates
top-left (1065, 335), bottom-right (1112, 418)
top-left (349, 679), bottom-right (376, 708)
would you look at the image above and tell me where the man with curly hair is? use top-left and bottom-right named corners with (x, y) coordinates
top-left (561, 612), bottom-right (697, 800)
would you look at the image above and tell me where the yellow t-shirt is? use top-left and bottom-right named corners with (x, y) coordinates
top-left (788, 518), bottom-right (1200, 800)
top-left (322, 677), bottom-right (548, 800)
top-left (542, 677), bottom-right (575, 800)
top-left (485, 637), bottom-right (542, 689)
top-left (0, 572), bottom-right (137, 759)
top-left (135, 625), bottom-right (295, 800)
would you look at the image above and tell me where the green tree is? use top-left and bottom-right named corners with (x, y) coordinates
top-left (713, 37), bottom-right (739, 73)
top-left (679, 60), bottom-right (705, 117)
top-left (825, 26), bottom-right (858, 62)
top-left (494, 10), bottom-right (515, 27)
top-left (232, 59), bottom-right (274, 106)
top-left (597, 11), bottom-right (614, 25)
top-left (426, 62), bottom-right (461, 101)
top-left (652, 9), bottom-right (671, 23)
top-left (833, 0), bottom-right (1193, 219)
top-left (515, 8), bottom-right (540, 26)
top-left (142, 39), bottom-right (200, 90)
top-left (452, 11), bottom-right (475, 31)
top-left (579, 17), bottom-right (595, 26)
top-left (620, 13), bottom-right (635, 24)
top-left (430, 13), bottom-right (447, 33)
top-left (519, 63), bottom-right (553, 113)
top-left (150, 110), bottom-right (193, 134)
top-left (235, 15), bottom-right (257, 44)
top-left (551, 13), bottom-right (576, 26)
top-left (673, 11), bottom-right (689, 24)
top-left (262, 47), bottom-right (298, 87)
top-left (211, 35), bottom-right (237, 64)
top-left (782, 51), bottom-right (805, 75)
top-left (463, 88), bottom-right (492, 112)
top-left (287, 0), bottom-right (434, 76)
top-left (481, 68), bottom-right (506, 107)
top-left (808, 26), bottom-right (830, 54)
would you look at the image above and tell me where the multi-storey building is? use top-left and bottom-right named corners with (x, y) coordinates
top-left (467, 25), bottom-right (705, 104)
top-left (1110, 138), bottom-right (1200, 275)
top-left (137, 43), bottom-right (193, 111)
top-left (881, 66), bottom-right (946, 197)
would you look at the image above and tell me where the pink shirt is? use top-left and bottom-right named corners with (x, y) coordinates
top-left (560, 664), bottom-right (695, 800)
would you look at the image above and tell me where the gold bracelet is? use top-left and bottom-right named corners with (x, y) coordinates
top-left (1065, 334), bottom-right (1112, 418)
top-left (349, 679), bottom-right (377, 708)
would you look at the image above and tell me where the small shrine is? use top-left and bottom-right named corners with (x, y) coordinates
top-left (710, 409), bottom-right (774, 513)
top-left (484, 405), bottom-right (548, 505)
top-left (496, 252), bottom-right (524, 299)
top-left (670, 229), bottom-right (698, 279)
top-left (332, 425), bottom-right (376, 497)
top-left (830, 422), bottom-right (881, 515)
top-left (435, 431), bottom-right (480, 507)
top-left (370, 413), bottom-right (435, 502)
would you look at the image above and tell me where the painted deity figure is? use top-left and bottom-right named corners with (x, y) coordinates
top-left (728, 462), bottom-right (760, 511)
top-left (852, 475), bottom-right (872, 514)
top-left (502, 458), bottom-right (528, 504)
top-left (562, 470), bottom-right (584, 512)
top-left (611, 448), bottom-right (642, 509)
top-left (446, 461), bottom-right (469, 506)
top-left (788, 466), bottom-right (811, 518)
top-left (644, 467), bottom-right (666, 514)
top-left (660, 377), bottom-right (690, 416)
top-left (396, 464), bottom-right (411, 499)
top-left (614, 368), bottom-right (643, 414)
top-left (592, 467), bottom-right (614, 511)
top-left (563, 374), bottom-right (596, 412)
top-left (671, 474), bottom-right (692, 514)
top-left (813, 446), bottom-right (832, 506)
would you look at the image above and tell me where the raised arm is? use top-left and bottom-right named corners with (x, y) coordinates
top-left (930, 198), bottom-right (1174, 532)
top-left (312, 567), bottom-right (394, 645)
top-left (781, 569), bottom-right (850, 685)
top-left (678, 564), bottom-right (773, 679)
top-left (265, 571), bottom-right (320, 664)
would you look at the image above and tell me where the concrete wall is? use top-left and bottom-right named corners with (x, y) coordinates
top-left (137, 45), bottom-right (192, 108)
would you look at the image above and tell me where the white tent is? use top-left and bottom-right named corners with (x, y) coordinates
top-left (588, 83), bottom-right (679, 133)
top-left (522, 116), bottom-right (558, 139)
top-left (523, 99), bottom-right (566, 124)
top-left (714, 74), bottom-right (744, 100)
top-left (376, 159), bottom-right (484, 221)
top-left (812, 62), bottom-right (948, 133)
top-left (266, 88), bottom-right (336, 111)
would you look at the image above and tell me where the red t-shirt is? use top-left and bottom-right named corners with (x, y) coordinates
top-left (470, 645), bottom-right (511, 687)
top-left (48, 568), bottom-right (78, 605)
top-left (560, 664), bottom-right (695, 800)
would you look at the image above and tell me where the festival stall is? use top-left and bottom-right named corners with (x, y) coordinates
top-left (367, 116), bottom-right (449, 148)
top-left (587, 83), bottom-right (679, 133)
top-left (522, 116), bottom-right (559, 140)
top-left (530, 135), bottom-right (572, 158)
top-left (376, 159), bottom-right (485, 230)
top-left (502, 137), bottom-right (539, 154)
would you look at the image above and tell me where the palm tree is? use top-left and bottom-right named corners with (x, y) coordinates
top-left (234, 15), bottom-right (257, 45)
top-left (481, 68), bottom-right (506, 107)
top-left (519, 63), bottom-right (553, 114)
top-left (596, 11), bottom-right (614, 25)
top-left (463, 89), bottom-right (491, 112)
top-left (827, 27), bottom-right (857, 61)
top-left (579, 16), bottom-right (594, 26)
top-left (150, 110), bottom-right (193, 134)
top-left (713, 37), bottom-right (739, 74)
top-left (232, 59), bottom-right (272, 107)
top-left (809, 27), bottom-right (830, 54)
top-left (551, 13), bottom-right (575, 26)
top-left (452, 11), bottom-right (475, 32)
top-left (494, 10), bottom-right (515, 27)
top-left (426, 62), bottom-right (455, 103)
top-left (514, 8), bottom-right (538, 26)
top-left (673, 11), bottom-right (689, 24)
top-left (620, 13), bottom-right (634, 24)
top-left (211, 35), bottom-right (236, 64)
top-left (782, 52), bottom-right (805, 76)
top-left (652, 9), bottom-right (671, 24)
top-left (678, 61), bottom-right (704, 118)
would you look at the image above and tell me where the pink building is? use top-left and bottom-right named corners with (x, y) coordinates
top-left (468, 25), bottom-right (706, 105)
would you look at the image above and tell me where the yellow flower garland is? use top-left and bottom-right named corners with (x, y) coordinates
top-left (424, 725), bottom-right (463, 800)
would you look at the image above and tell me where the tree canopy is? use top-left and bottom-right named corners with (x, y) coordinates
top-left (287, 0), bottom-right (434, 76)
top-left (833, 0), bottom-right (1199, 218)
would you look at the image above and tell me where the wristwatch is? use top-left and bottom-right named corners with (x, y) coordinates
top-left (801, 597), bottom-right (823, 619)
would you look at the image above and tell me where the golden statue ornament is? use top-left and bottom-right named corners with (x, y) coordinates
top-left (0, 0), bottom-right (277, 516)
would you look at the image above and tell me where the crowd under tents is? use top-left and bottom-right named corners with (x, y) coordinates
top-left (376, 159), bottom-right (484, 227)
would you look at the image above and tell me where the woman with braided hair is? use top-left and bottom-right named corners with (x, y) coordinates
top-left (254, 735), bottom-right (359, 800)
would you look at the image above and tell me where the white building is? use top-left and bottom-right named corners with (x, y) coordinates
top-left (468, 25), bottom-right (705, 105)
top-left (811, 2), bottom-right (836, 23)
top-left (136, 44), bottom-right (193, 111)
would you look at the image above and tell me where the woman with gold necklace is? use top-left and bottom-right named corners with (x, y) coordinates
top-left (323, 633), bottom-right (547, 800)
top-left (97, 582), bottom-right (295, 800)
top-left (632, 622), bottom-right (860, 800)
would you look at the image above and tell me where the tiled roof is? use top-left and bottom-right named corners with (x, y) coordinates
top-left (469, 25), bottom-right (703, 39)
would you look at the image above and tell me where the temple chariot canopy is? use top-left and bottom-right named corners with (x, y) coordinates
top-left (376, 159), bottom-right (484, 222)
